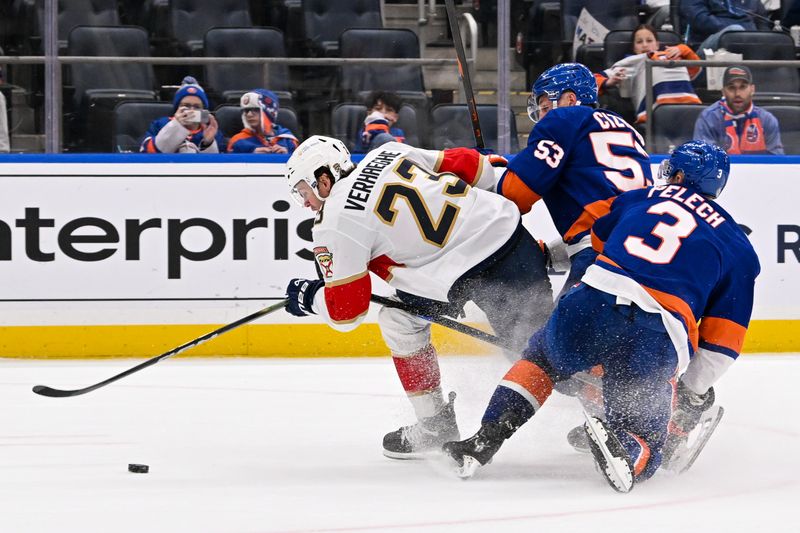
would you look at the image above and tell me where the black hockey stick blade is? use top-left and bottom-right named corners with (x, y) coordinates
top-left (369, 294), bottom-right (515, 352)
top-left (444, 0), bottom-right (485, 149)
top-left (32, 299), bottom-right (289, 398)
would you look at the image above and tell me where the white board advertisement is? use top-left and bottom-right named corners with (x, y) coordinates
top-left (0, 159), bottom-right (797, 327)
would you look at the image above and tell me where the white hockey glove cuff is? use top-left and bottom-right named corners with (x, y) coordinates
top-left (545, 238), bottom-right (571, 273)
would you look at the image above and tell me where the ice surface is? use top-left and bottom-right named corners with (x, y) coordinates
top-left (2, 354), bottom-right (798, 533)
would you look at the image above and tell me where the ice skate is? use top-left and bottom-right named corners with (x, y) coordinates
top-left (584, 415), bottom-right (635, 493)
top-left (383, 391), bottom-right (459, 459)
top-left (442, 411), bottom-right (524, 478)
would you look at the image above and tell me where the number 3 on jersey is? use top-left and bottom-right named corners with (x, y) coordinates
top-left (624, 201), bottom-right (697, 264)
top-left (375, 158), bottom-right (469, 247)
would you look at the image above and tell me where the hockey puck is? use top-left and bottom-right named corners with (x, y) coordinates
top-left (128, 463), bottom-right (149, 474)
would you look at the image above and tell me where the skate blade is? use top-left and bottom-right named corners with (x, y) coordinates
top-left (584, 415), bottom-right (634, 493)
top-left (382, 449), bottom-right (433, 460)
top-left (664, 405), bottom-right (725, 474)
top-left (454, 455), bottom-right (481, 479)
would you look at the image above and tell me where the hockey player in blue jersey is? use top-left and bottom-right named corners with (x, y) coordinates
top-left (498, 63), bottom-right (655, 449)
top-left (498, 63), bottom-right (652, 291)
top-left (442, 140), bottom-right (759, 492)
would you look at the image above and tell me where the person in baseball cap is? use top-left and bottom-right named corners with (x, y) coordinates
top-left (693, 65), bottom-right (784, 155)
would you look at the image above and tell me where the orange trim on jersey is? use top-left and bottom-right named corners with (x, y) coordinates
top-left (641, 285), bottom-right (698, 351)
top-left (364, 122), bottom-right (390, 134)
top-left (627, 432), bottom-right (651, 477)
top-left (699, 316), bottom-right (747, 354)
top-left (499, 170), bottom-right (541, 214)
top-left (591, 229), bottom-right (605, 254)
top-left (564, 197), bottom-right (615, 243)
top-left (596, 254), bottom-right (699, 350)
top-left (502, 360), bottom-right (553, 408)
top-left (324, 272), bottom-right (371, 323)
top-left (368, 254), bottom-right (404, 282)
top-left (143, 138), bottom-right (158, 153)
top-left (438, 147), bottom-right (482, 185)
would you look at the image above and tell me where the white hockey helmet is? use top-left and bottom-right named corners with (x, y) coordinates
top-left (286, 135), bottom-right (355, 205)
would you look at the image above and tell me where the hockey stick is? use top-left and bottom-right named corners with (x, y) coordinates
top-left (369, 294), bottom-right (514, 351)
top-left (32, 299), bottom-right (289, 398)
top-left (444, 0), bottom-right (485, 149)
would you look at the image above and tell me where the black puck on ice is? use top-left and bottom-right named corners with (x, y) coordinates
top-left (128, 463), bottom-right (149, 474)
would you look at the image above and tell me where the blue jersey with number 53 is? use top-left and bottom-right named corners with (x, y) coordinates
top-left (499, 106), bottom-right (652, 245)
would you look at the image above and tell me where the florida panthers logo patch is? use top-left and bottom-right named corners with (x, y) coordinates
top-left (314, 246), bottom-right (334, 278)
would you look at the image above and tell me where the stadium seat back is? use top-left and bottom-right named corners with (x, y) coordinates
top-left (113, 101), bottom-right (173, 152)
top-left (718, 31), bottom-right (799, 93)
top-left (339, 28), bottom-right (424, 98)
top-left (169, 0), bottom-right (252, 55)
top-left (650, 103), bottom-right (705, 154)
top-left (301, 0), bottom-right (381, 56)
top-left (763, 105), bottom-right (800, 155)
top-left (204, 27), bottom-right (289, 102)
top-left (431, 104), bottom-right (519, 153)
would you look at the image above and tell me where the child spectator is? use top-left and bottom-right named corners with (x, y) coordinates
top-left (595, 24), bottom-right (702, 123)
top-left (354, 91), bottom-right (406, 153)
top-left (228, 89), bottom-right (299, 154)
top-left (140, 76), bottom-right (225, 153)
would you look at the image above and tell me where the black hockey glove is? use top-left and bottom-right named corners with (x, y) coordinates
top-left (285, 278), bottom-right (324, 317)
top-left (671, 379), bottom-right (715, 435)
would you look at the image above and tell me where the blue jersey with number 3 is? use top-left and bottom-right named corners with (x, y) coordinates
top-left (591, 186), bottom-right (760, 359)
top-left (499, 106), bottom-right (652, 245)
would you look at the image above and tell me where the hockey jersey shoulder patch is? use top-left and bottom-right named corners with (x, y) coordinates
top-left (314, 246), bottom-right (334, 279)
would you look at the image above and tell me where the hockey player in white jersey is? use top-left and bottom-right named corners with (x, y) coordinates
top-left (284, 136), bottom-right (553, 458)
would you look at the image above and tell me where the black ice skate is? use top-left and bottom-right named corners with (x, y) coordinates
top-left (441, 412), bottom-right (524, 478)
top-left (383, 391), bottom-right (459, 460)
top-left (583, 415), bottom-right (635, 493)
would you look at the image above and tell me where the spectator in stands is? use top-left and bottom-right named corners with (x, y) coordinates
top-left (680, 0), bottom-right (771, 52)
top-left (140, 76), bottom-right (225, 153)
top-left (594, 24), bottom-right (702, 123)
top-left (693, 65), bottom-right (784, 154)
top-left (354, 91), bottom-right (406, 153)
top-left (228, 89), bottom-right (299, 154)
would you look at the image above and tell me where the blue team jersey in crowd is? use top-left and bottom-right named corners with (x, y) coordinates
top-left (499, 106), bottom-right (652, 245)
top-left (590, 185), bottom-right (760, 359)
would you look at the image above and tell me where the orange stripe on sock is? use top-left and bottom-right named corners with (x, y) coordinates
top-left (627, 432), bottom-right (651, 477)
top-left (502, 360), bottom-right (553, 408)
top-left (699, 316), bottom-right (747, 354)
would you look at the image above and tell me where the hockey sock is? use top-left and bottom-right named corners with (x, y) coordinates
top-left (392, 344), bottom-right (444, 419)
top-left (616, 430), bottom-right (659, 482)
top-left (483, 360), bottom-right (554, 426)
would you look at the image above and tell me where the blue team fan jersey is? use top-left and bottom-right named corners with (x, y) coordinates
top-left (499, 106), bottom-right (652, 245)
top-left (590, 185), bottom-right (760, 359)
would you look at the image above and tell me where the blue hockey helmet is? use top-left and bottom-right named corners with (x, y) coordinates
top-left (659, 140), bottom-right (730, 199)
top-left (527, 63), bottom-right (598, 122)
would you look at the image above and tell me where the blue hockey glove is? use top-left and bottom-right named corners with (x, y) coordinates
top-left (285, 278), bottom-right (324, 317)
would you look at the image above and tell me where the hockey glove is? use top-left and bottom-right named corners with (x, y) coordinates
top-left (285, 278), bottom-right (324, 317)
top-left (472, 146), bottom-right (508, 167)
top-left (672, 379), bottom-right (715, 434)
top-left (543, 238), bottom-right (571, 273)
